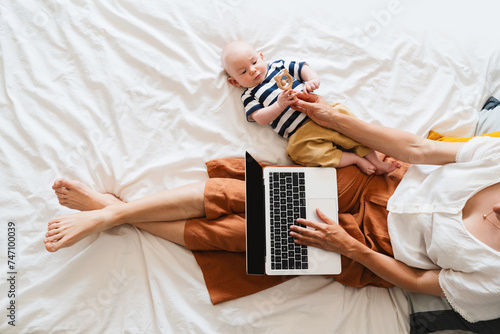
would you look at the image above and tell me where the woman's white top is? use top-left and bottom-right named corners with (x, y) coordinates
top-left (387, 136), bottom-right (500, 322)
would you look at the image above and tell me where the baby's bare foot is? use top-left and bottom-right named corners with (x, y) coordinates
top-left (364, 151), bottom-right (401, 175)
top-left (356, 159), bottom-right (376, 175)
top-left (374, 161), bottom-right (401, 175)
top-left (52, 178), bottom-right (122, 211)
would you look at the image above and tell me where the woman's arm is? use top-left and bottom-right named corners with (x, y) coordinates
top-left (290, 210), bottom-right (444, 296)
top-left (292, 93), bottom-right (464, 165)
top-left (351, 244), bottom-right (443, 296)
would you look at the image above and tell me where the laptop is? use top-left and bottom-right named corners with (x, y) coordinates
top-left (245, 152), bottom-right (341, 276)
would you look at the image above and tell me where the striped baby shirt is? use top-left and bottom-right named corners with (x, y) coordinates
top-left (242, 59), bottom-right (309, 139)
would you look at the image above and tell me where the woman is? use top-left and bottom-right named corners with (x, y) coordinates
top-left (45, 93), bottom-right (500, 322)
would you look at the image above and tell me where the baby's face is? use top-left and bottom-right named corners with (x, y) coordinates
top-left (226, 44), bottom-right (267, 88)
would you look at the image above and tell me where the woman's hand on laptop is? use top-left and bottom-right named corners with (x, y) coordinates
top-left (292, 209), bottom-right (445, 296)
top-left (290, 209), bottom-right (359, 256)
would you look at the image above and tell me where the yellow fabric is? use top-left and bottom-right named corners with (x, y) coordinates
top-left (287, 116), bottom-right (373, 167)
top-left (428, 130), bottom-right (500, 142)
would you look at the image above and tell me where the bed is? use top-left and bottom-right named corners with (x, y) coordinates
top-left (1, 1), bottom-right (499, 333)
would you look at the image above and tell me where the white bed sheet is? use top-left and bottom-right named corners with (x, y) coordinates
top-left (1, 1), bottom-right (499, 333)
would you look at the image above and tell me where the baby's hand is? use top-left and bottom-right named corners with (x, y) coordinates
top-left (303, 79), bottom-right (320, 94)
top-left (277, 89), bottom-right (297, 109)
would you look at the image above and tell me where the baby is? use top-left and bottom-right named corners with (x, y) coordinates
top-left (221, 41), bottom-right (398, 175)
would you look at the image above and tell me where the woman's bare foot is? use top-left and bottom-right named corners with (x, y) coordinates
top-left (52, 178), bottom-right (122, 211)
top-left (44, 208), bottom-right (118, 252)
top-left (46, 178), bottom-right (123, 252)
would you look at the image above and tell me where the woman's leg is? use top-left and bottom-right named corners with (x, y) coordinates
top-left (51, 178), bottom-right (122, 210)
top-left (132, 221), bottom-right (187, 246)
top-left (45, 178), bottom-right (205, 252)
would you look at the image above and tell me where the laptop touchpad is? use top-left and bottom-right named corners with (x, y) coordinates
top-left (306, 198), bottom-right (338, 224)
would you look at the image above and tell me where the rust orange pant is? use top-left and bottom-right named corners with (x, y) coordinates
top-left (184, 156), bottom-right (409, 305)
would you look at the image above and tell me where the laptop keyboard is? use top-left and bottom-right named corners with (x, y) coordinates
top-left (269, 172), bottom-right (308, 270)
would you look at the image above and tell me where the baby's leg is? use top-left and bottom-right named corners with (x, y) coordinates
top-left (338, 152), bottom-right (376, 175)
top-left (364, 151), bottom-right (400, 175)
top-left (287, 122), bottom-right (344, 167)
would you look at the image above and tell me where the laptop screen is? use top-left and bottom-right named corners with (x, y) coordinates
top-left (245, 152), bottom-right (266, 275)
